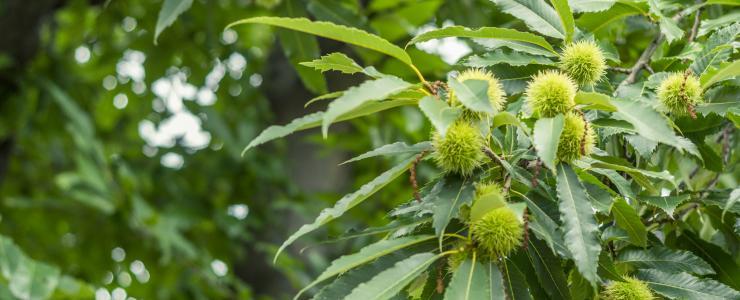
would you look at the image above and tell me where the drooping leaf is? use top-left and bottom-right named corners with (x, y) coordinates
top-left (322, 77), bottom-right (411, 137)
top-left (587, 156), bottom-right (676, 189)
top-left (342, 141), bottom-right (432, 165)
top-left (486, 261), bottom-right (507, 299)
top-left (526, 237), bottom-right (571, 300)
top-left (522, 193), bottom-right (570, 257)
top-left (444, 257), bottom-right (488, 300)
top-left (705, 0), bottom-right (740, 5)
top-left (428, 176), bottom-right (476, 238)
top-left (406, 25), bottom-right (556, 54)
top-left (418, 96), bottom-right (462, 137)
top-left (598, 251), bottom-right (624, 282)
top-left (470, 187), bottom-right (507, 222)
top-left (501, 258), bottom-right (534, 300)
top-left (589, 168), bottom-right (635, 199)
top-left (576, 1), bottom-right (648, 32)
top-left (575, 92), bottom-right (616, 112)
top-left (296, 235), bottom-right (435, 298)
top-left (724, 189), bottom-right (740, 218)
top-left (677, 231), bottom-right (740, 290)
top-left (698, 11), bottom-right (740, 37)
top-left (618, 246), bottom-right (714, 275)
top-left (583, 181), bottom-right (615, 212)
top-left (510, 251), bottom-right (550, 299)
top-left (345, 252), bottom-right (440, 300)
top-left (624, 134), bottom-right (659, 158)
top-left (695, 102), bottom-right (740, 117)
top-left (448, 79), bottom-right (495, 114)
top-left (275, 156), bottom-right (416, 261)
top-left (636, 269), bottom-right (740, 300)
top-left (475, 39), bottom-right (558, 57)
top-left (464, 49), bottom-right (555, 67)
top-left (611, 198), bottom-right (647, 247)
top-left (610, 98), bottom-right (700, 157)
top-left (305, 91), bottom-right (344, 108)
top-left (569, 0), bottom-right (616, 12)
top-left (533, 115), bottom-right (565, 173)
top-left (243, 112), bottom-right (323, 154)
top-left (549, 0), bottom-right (575, 42)
top-left (556, 164), bottom-right (601, 286)
top-left (300, 52), bottom-right (365, 75)
top-left (701, 60), bottom-right (740, 90)
top-left (493, 111), bottom-right (531, 135)
top-left (488, 0), bottom-right (566, 39)
top-left (154, 0), bottom-right (193, 43)
top-left (227, 17), bottom-right (413, 66)
top-left (637, 194), bottom-right (690, 216)
top-left (313, 248), bottom-right (427, 300)
top-left (690, 23), bottom-right (740, 76)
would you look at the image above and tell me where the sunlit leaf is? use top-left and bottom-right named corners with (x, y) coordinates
top-left (345, 252), bottom-right (440, 300)
top-left (418, 96), bottom-right (461, 137)
top-left (488, 0), bottom-right (566, 39)
top-left (342, 141), bottom-right (432, 165)
top-left (406, 25), bottom-right (556, 54)
top-left (227, 17), bottom-right (413, 65)
top-left (448, 79), bottom-right (495, 114)
top-left (533, 115), bottom-right (565, 173)
top-left (323, 77), bottom-right (412, 137)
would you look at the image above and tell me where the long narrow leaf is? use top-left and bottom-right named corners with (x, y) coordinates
top-left (274, 156), bottom-right (417, 261)
top-left (345, 252), bottom-right (440, 300)
top-left (323, 77), bottom-right (411, 137)
top-left (556, 164), bottom-right (601, 285)
top-left (227, 17), bottom-right (413, 65)
top-left (406, 26), bottom-right (556, 54)
top-left (296, 235), bottom-right (435, 299)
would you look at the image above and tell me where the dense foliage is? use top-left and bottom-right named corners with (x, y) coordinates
top-left (0, 0), bottom-right (737, 299)
top-left (237, 0), bottom-right (740, 299)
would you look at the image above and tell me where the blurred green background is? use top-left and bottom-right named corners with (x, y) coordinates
top-left (0, 0), bottom-right (493, 299)
top-left (3, 0), bottom-right (712, 298)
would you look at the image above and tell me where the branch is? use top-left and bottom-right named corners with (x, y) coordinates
top-left (687, 1), bottom-right (703, 44)
top-left (482, 146), bottom-right (504, 166)
top-left (619, 10), bottom-right (692, 86)
top-left (609, 67), bottom-right (632, 74)
top-left (620, 35), bottom-right (664, 86)
top-left (409, 150), bottom-right (428, 202)
top-left (706, 124), bottom-right (733, 190)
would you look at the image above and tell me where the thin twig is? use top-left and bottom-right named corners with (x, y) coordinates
top-left (522, 207), bottom-right (530, 251)
top-left (530, 159), bottom-right (542, 188)
top-left (482, 147), bottom-right (504, 165)
top-left (619, 10), bottom-right (691, 86)
top-left (410, 150), bottom-right (428, 202)
top-left (706, 125), bottom-right (733, 190)
top-left (436, 258), bottom-right (445, 294)
top-left (503, 175), bottom-right (512, 195)
top-left (609, 67), bottom-right (632, 73)
top-left (687, 1), bottom-right (703, 43)
top-left (620, 35), bottom-right (664, 86)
